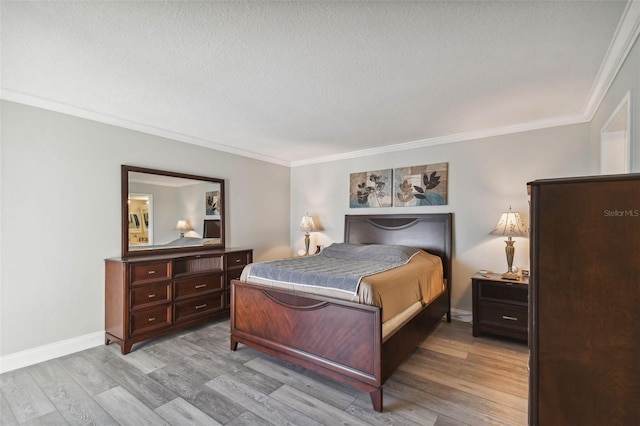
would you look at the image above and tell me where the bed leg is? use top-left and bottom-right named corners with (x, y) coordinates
top-left (230, 335), bottom-right (238, 351)
top-left (447, 309), bottom-right (452, 322)
top-left (370, 388), bottom-right (383, 412)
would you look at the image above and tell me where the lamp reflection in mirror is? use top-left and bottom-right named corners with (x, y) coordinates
top-left (489, 207), bottom-right (527, 280)
top-left (298, 214), bottom-right (316, 255)
top-left (175, 219), bottom-right (193, 238)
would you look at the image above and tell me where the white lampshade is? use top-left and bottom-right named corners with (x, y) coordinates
top-left (298, 215), bottom-right (316, 233)
top-left (489, 207), bottom-right (527, 237)
top-left (175, 219), bottom-right (193, 237)
top-left (175, 219), bottom-right (193, 231)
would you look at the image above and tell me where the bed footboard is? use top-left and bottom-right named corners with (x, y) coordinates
top-left (230, 280), bottom-right (383, 397)
top-left (230, 279), bottom-right (449, 412)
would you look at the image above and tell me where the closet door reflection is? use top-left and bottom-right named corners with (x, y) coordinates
top-left (128, 193), bottom-right (153, 246)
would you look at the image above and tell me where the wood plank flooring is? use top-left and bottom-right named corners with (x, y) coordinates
top-left (0, 319), bottom-right (529, 425)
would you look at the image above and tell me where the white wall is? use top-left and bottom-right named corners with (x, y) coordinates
top-left (290, 36), bottom-right (640, 316)
top-left (0, 101), bottom-right (291, 361)
top-left (590, 35), bottom-right (640, 174)
top-left (291, 123), bottom-right (591, 315)
top-left (3, 32), bottom-right (640, 368)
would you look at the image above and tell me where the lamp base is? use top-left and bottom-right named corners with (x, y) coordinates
top-left (501, 271), bottom-right (520, 280)
top-left (304, 233), bottom-right (310, 256)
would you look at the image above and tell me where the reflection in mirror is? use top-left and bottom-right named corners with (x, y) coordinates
top-left (128, 193), bottom-right (153, 246)
top-left (122, 166), bottom-right (225, 257)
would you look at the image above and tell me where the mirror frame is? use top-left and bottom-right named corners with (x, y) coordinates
top-left (121, 165), bottom-right (225, 258)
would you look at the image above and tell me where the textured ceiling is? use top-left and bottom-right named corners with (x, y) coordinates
top-left (1, 1), bottom-right (635, 166)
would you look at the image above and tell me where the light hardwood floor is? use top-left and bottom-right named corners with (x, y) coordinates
top-left (0, 319), bottom-right (529, 425)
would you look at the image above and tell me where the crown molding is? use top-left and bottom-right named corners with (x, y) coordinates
top-left (582, 0), bottom-right (640, 119)
top-left (290, 113), bottom-right (589, 167)
top-left (0, 90), bottom-right (291, 167)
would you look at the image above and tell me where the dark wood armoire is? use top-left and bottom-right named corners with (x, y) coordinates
top-left (528, 174), bottom-right (640, 425)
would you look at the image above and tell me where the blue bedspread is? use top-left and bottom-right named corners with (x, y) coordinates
top-left (247, 243), bottom-right (421, 293)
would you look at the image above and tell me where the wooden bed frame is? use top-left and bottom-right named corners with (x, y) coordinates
top-left (230, 213), bottom-right (453, 412)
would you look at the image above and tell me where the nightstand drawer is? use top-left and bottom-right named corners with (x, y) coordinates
top-left (479, 281), bottom-right (527, 304)
top-left (477, 301), bottom-right (527, 331)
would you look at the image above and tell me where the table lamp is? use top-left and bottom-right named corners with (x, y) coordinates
top-left (298, 214), bottom-right (316, 255)
top-left (489, 207), bottom-right (527, 280)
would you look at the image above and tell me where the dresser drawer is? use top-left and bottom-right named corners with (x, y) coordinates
top-left (130, 261), bottom-right (171, 285)
top-left (227, 251), bottom-right (250, 269)
top-left (174, 273), bottom-right (224, 300)
top-left (227, 268), bottom-right (243, 282)
top-left (130, 283), bottom-right (171, 309)
top-left (477, 301), bottom-right (528, 332)
top-left (130, 305), bottom-right (171, 335)
top-left (174, 293), bottom-right (225, 322)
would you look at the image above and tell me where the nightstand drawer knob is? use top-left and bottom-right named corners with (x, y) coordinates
top-left (502, 315), bottom-right (518, 321)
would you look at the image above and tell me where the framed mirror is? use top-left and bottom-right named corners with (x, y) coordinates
top-left (121, 165), bottom-right (225, 258)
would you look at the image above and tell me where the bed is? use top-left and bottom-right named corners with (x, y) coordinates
top-left (230, 213), bottom-right (452, 412)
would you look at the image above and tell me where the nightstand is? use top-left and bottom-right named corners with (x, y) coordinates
top-left (472, 272), bottom-right (528, 342)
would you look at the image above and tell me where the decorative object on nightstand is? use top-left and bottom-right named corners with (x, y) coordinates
top-left (489, 207), bottom-right (527, 280)
top-left (298, 213), bottom-right (316, 255)
top-left (175, 219), bottom-right (193, 238)
top-left (472, 272), bottom-right (528, 342)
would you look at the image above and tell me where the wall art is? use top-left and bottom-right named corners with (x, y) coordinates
top-left (205, 191), bottom-right (220, 216)
top-left (349, 169), bottom-right (392, 208)
top-left (393, 162), bottom-right (448, 206)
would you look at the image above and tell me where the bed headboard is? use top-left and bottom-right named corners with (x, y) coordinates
top-left (344, 214), bottom-right (453, 282)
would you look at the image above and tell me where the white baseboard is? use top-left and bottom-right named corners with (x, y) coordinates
top-left (0, 331), bottom-right (104, 374)
top-left (0, 308), bottom-right (473, 373)
top-left (450, 308), bottom-right (472, 323)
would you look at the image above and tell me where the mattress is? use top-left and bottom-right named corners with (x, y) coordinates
top-left (240, 249), bottom-right (445, 323)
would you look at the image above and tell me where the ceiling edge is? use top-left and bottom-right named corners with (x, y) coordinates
top-left (0, 90), bottom-right (291, 167)
top-left (290, 113), bottom-right (589, 167)
top-left (3, 1), bottom-right (638, 169)
top-left (582, 0), bottom-right (640, 119)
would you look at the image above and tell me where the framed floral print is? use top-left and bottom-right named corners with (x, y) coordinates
top-left (349, 169), bottom-right (392, 208)
top-left (393, 162), bottom-right (448, 206)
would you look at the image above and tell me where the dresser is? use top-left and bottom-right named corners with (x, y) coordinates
top-left (472, 272), bottom-right (528, 342)
top-left (528, 175), bottom-right (640, 425)
top-left (105, 248), bottom-right (252, 354)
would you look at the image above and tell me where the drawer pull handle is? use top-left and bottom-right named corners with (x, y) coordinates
top-left (148, 294), bottom-right (156, 298)
top-left (502, 315), bottom-right (518, 321)
top-left (195, 304), bottom-right (207, 310)
top-left (148, 317), bottom-right (156, 322)
top-left (235, 259), bottom-right (241, 263)
top-left (195, 284), bottom-right (207, 289)
top-left (148, 270), bottom-right (156, 275)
